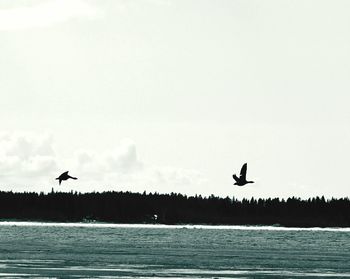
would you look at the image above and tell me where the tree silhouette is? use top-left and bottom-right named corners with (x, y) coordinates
top-left (0, 191), bottom-right (349, 227)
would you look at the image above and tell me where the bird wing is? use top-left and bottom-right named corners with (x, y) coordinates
top-left (232, 174), bottom-right (239, 182)
top-left (58, 171), bottom-right (69, 179)
top-left (240, 163), bottom-right (247, 180)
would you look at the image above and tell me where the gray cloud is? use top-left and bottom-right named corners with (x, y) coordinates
top-left (106, 139), bottom-right (143, 173)
top-left (72, 139), bottom-right (205, 193)
top-left (0, 133), bottom-right (57, 185)
top-left (0, 132), bottom-right (205, 193)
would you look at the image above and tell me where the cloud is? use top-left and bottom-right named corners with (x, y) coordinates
top-left (72, 139), bottom-right (205, 193)
top-left (3, 133), bottom-right (54, 159)
top-left (0, 132), bottom-right (205, 193)
top-left (0, 0), bottom-right (98, 31)
top-left (0, 132), bottom-right (57, 184)
top-left (106, 139), bottom-right (143, 173)
top-left (152, 167), bottom-right (205, 188)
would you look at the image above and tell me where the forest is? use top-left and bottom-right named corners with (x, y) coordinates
top-left (0, 190), bottom-right (349, 227)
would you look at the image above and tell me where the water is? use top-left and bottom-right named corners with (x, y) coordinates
top-left (0, 222), bottom-right (349, 278)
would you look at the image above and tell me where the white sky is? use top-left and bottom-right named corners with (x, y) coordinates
top-left (1, 0), bottom-right (350, 199)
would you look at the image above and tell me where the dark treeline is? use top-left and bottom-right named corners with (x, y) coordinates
top-left (0, 190), bottom-right (349, 227)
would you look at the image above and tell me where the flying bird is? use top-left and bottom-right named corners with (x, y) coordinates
top-left (232, 163), bottom-right (254, 186)
top-left (56, 171), bottom-right (77, 185)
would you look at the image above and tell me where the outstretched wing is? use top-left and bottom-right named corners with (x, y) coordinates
top-left (57, 171), bottom-right (69, 179)
top-left (232, 174), bottom-right (239, 182)
top-left (239, 163), bottom-right (247, 180)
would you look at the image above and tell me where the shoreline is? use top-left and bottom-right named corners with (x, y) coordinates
top-left (1, 220), bottom-right (350, 232)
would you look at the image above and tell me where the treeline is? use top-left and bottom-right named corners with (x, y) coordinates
top-left (0, 190), bottom-right (349, 227)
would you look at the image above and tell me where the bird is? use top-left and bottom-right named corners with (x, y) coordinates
top-left (232, 163), bottom-right (254, 186)
top-left (56, 171), bottom-right (77, 185)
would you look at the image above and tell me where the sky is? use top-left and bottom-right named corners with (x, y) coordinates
top-left (1, 0), bottom-right (350, 199)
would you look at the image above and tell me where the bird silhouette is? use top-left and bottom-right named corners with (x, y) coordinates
top-left (56, 171), bottom-right (77, 185)
top-left (232, 163), bottom-right (254, 186)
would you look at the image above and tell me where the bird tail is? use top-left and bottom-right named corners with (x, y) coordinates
top-left (71, 176), bottom-right (78, 180)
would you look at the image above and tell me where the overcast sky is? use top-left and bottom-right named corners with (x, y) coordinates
top-left (1, 0), bottom-right (350, 199)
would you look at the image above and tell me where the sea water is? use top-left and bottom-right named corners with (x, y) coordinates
top-left (0, 222), bottom-right (349, 278)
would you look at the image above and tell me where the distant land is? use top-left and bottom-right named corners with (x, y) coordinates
top-left (0, 191), bottom-right (349, 227)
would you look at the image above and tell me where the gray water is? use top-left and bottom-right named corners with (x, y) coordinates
top-left (0, 222), bottom-right (349, 278)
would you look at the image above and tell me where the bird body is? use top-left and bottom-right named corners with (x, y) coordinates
top-left (56, 171), bottom-right (77, 185)
top-left (232, 163), bottom-right (254, 186)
